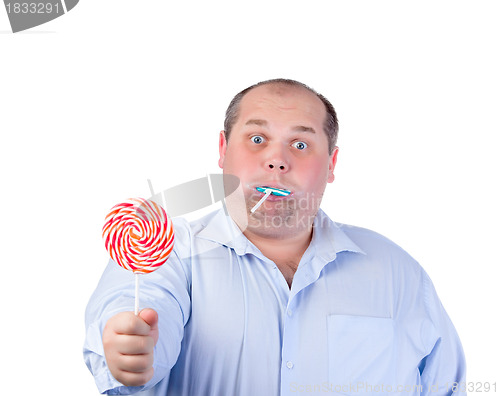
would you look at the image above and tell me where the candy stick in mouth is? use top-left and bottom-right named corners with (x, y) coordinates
top-left (251, 189), bottom-right (272, 213)
top-left (251, 186), bottom-right (291, 213)
top-left (256, 186), bottom-right (291, 196)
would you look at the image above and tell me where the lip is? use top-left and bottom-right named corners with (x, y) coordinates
top-left (252, 182), bottom-right (291, 192)
top-left (260, 193), bottom-right (290, 202)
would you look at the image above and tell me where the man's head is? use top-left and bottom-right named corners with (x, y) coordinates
top-left (218, 79), bottom-right (339, 240)
top-left (224, 79), bottom-right (339, 155)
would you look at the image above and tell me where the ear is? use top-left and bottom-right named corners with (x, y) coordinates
top-left (218, 130), bottom-right (227, 169)
top-left (327, 146), bottom-right (339, 183)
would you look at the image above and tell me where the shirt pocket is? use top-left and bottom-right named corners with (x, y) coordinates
top-left (327, 314), bottom-right (396, 396)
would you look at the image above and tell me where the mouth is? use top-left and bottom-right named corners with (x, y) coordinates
top-left (252, 185), bottom-right (293, 205)
top-left (255, 186), bottom-right (292, 197)
top-left (249, 185), bottom-right (294, 214)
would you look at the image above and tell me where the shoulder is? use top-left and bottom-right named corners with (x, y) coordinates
top-left (338, 222), bottom-right (409, 256)
top-left (322, 212), bottom-right (424, 278)
top-left (318, 210), bottom-right (412, 256)
top-left (324, 216), bottom-right (435, 312)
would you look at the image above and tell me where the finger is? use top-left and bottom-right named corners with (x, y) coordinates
top-left (114, 334), bottom-right (155, 355)
top-left (110, 312), bottom-right (151, 336)
top-left (139, 308), bottom-right (158, 330)
top-left (115, 367), bottom-right (154, 387)
top-left (139, 308), bottom-right (159, 345)
top-left (116, 353), bottom-right (154, 373)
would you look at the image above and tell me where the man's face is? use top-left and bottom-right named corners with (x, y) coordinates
top-left (218, 84), bottom-right (338, 239)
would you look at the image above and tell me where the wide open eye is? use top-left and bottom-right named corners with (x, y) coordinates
top-left (292, 141), bottom-right (308, 150)
top-left (251, 135), bottom-right (265, 144)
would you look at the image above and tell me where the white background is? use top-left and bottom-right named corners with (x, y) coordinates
top-left (1, 1), bottom-right (499, 394)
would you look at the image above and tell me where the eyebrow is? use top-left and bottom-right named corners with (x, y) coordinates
top-left (245, 119), bottom-right (316, 133)
top-left (245, 119), bottom-right (268, 127)
top-left (292, 125), bottom-right (316, 134)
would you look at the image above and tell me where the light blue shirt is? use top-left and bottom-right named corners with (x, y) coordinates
top-left (84, 208), bottom-right (466, 395)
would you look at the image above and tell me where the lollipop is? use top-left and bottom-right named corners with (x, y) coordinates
top-left (102, 197), bottom-right (174, 314)
top-left (250, 186), bottom-right (291, 213)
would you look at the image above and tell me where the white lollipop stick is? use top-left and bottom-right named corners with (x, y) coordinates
top-left (135, 273), bottom-right (140, 315)
top-left (251, 189), bottom-right (272, 213)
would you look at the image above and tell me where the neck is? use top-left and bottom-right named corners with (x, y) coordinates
top-left (243, 225), bottom-right (313, 288)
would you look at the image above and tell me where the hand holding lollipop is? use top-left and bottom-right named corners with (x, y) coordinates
top-left (102, 198), bottom-right (174, 314)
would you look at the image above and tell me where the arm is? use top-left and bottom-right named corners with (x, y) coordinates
top-left (84, 231), bottom-right (192, 394)
top-left (419, 272), bottom-right (466, 396)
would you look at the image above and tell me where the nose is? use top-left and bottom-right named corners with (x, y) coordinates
top-left (266, 160), bottom-right (288, 172)
top-left (265, 150), bottom-right (289, 173)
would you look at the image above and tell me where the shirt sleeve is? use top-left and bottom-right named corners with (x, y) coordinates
top-left (83, 220), bottom-right (192, 395)
top-left (419, 271), bottom-right (466, 396)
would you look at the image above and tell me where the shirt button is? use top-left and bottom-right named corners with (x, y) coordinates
top-left (287, 309), bottom-right (293, 317)
top-left (286, 361), bottom-right (294, 369)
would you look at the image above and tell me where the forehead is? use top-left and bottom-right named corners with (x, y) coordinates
top-left (237, 84), bottom-right (327, 126)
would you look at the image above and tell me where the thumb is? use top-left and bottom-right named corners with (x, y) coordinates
top-left (139, 308), bottom-right (158, 328)
top-left (139, 308), bottom-right (159, 343)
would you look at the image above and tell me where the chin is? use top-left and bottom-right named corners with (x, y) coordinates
top-left (245, 208), bottom-right (314, 238)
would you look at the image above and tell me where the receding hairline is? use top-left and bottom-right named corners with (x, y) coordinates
top-left (224, 78), bottom-right (339, 153)
top-left (228, 81), bottom-right (327, 129)
top-left (242, 80), bottom-right (322, 102)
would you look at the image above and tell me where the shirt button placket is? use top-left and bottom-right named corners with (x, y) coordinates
top-left (281, 300), bottom-right (298, 395)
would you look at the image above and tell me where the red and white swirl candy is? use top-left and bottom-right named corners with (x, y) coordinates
top-left (102, 198), bottom-right (174, 274)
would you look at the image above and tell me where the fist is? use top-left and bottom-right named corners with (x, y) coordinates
top-left (102, 308), bottom-right (159, 387)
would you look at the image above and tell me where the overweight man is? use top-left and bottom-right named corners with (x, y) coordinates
top-left (84, 79), bottom-right (466, 395)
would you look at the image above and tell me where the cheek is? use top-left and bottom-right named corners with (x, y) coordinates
top-left (223, 148), bottom-right (255, 178)
top-left (297, 159), bottom-right (329, 187)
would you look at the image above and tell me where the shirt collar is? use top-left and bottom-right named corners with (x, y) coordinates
top-left (195, 207), bottom-right (366, 261)
top-left (310, 209), bottom-right (366, 262)
top-left (194, 207), bottom-right (250, 255)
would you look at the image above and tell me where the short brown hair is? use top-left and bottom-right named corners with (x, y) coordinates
top-left (224, 78), bottom-right (339, 154)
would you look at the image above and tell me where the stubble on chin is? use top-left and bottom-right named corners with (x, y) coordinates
top-left (227, 191), bottom-right (323, 239)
